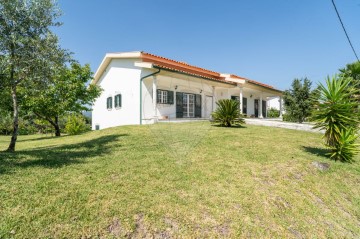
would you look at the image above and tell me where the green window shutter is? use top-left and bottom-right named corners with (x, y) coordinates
top-left (176, 92), bottom-right (183, 118)
top-left (115, 94), bottom-right (122, 108)
top-left (157, 89), bottom-right (161, 104)
top-left (195, 94), bottom-right (202, 118)
top-left (262, 100), bottom-right (266, 117)
top-left (119, 94), bottom-right (122, 107)
top-left (243, 97), bottom-right (247, 114)
top-left (167, 90), bottom-right (174, 104)
top-left (107, 97), bottom-right (112, 109)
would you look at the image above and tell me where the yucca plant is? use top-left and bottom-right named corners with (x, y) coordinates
top-left (211, 99), bottom-right (245, 127)
top-left (328, 129), bottom-right (360, 162)
top-left (312, 75), bottom-right (360, 162)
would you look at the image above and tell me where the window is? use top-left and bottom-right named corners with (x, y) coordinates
top-left (231, 96), bottom-right (240, 102)
top-left (158, 90), bottom-right (168, 104)
top-left (157, 89), bottom-right (174, 104)
top-left (115, 94), bottom-right (122, 108)
top-left (232, 96), bottom-right (247, 114)
top-left (106, 97), bottom-right (112, 109)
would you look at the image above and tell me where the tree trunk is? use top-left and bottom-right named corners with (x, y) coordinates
top-left (54, 116), bottom-right (61, 137)
top-left (6, 85), bottom-right (19, 152)
top-left (34, 113), bottom-right (62, 137)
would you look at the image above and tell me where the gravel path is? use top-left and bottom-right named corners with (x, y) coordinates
top-left (245, 118), bottom-right (323, 133)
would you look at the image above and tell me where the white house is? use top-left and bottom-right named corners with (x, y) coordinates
top-left (91, 51), bottom-right (283, 130)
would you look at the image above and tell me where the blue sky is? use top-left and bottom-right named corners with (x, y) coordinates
top-left (55, 0), bottom-right (360, 90)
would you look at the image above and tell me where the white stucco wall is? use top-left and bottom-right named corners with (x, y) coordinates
top-left (92, 59), bottom-right (142, 130)
top-left (143, 74), bottom-right (216, 121)
top-left (267, 97), bottom-right (281, 110)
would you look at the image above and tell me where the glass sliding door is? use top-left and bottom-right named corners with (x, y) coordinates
top-left (182, 93), bottom-right (195, 118)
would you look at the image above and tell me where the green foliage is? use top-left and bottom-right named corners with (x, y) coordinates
top-left (65, 114), bottom-right (90, 135)
top-left (0, 110), bottom-right (12, 135)
top-left (0, 0), bottom-right (67, 150)
top-left (22, 62), bottom-right (102, 136)
top-left (267, 107), bottom-right (280, 118)
top-left (328, 129), bottom-right (360, 162)
top-left (340, 61), bottom-right (360, 84)
top-left (211, 99), bottom-right (245, 127)
top-left (282, 113), bottom-right (298, 122)
top-left (283, 78), bottom-right (318, 123)
top-left (312, 76), bottom-right (360, 162)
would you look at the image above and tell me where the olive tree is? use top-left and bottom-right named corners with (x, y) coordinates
top-left (0, 0), bottom-right (66, 151)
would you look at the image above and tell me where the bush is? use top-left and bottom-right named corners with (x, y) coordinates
top-left (282, 113), bottom-right (297, 122)
top-left (211, 99), bottom-right (245, 127)
top-left (267, 107), bottom-right (280, 118)
top-left (65, 114), bottom-right (90, 135)
top-left (0, 111), bottom-right (13, 135)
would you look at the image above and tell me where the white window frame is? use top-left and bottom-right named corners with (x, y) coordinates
top-left (157, 90), bottom-right (168, 104)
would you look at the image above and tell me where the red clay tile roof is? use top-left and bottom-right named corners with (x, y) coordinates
top-left (152, 64), bottom-right (234, 85)
top-left (140, 51), bottom-right (281, 92)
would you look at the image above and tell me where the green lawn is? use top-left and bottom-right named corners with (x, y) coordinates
top-left (0, 122), bottom-right (359, 238)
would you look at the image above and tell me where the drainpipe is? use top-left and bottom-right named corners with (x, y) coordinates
top-left (139, 68), bottom-right (161, 125)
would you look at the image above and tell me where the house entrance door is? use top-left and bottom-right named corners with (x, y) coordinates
top-left (254, 99), bottom-right (259, 117)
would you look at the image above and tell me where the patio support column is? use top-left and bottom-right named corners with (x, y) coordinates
top-left (212, 86), bottom-right (215, 111)
top-left (279, 96), bottom-right (283, 118)
top-left (239, 87), bottom-right (243, 114)
top-left (153, 75), bottom-right (158, 122)
top-left (259, 93), bottom-right (263, 118)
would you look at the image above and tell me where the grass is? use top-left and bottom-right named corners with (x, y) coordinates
top-left (0, 122), bottom-right (359, 238)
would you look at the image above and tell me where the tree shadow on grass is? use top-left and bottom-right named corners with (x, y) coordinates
top-left (0, 134), bottom-right (128, 174)
top-left (17, 135), bottom-right (71, 142)
top-left (211, 124), bottom-right (246, 128)
top-left (302, 146), bottom-right (330, 159)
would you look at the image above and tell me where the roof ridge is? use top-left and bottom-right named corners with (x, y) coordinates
top-left (141, 52), bottom-right (220, 75)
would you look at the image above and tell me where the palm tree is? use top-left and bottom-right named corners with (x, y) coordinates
top-left (211, 99), bottom-right (245, 127)
top-left (312, 75), bottom-right (360, 162)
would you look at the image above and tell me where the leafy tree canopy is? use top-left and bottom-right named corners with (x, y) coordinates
top-left (22, 62), bottom-right (101, 136)
top-left (340, 61), bottom-right (360, 83)
top-left (283, 78), bottom-right (318, 123)
top-left (0, 0), bottom-right (67, 151)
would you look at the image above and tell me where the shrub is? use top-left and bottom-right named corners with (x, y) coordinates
top-left (65, 114), bottom-right (90, 135)
top-left (282, 113), bottom-right (296, 122)
top-left (328, 129), bottom-right (359, 162)
top-left (211, 99), bottom-right (245, 127)
top-left (0, 111), bottom-right (13, 135)
top-left (267, 107), bottom-right (280, 118)
top-left (312, 76), bottom-right (360, 162)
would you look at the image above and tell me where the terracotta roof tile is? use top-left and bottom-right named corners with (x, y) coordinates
top-left (140, 51), bottom-right (281, 92)
top-left (142, 52), bottom-right (219, 75)
top-left (152, 64), bottom-right (234, 85)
